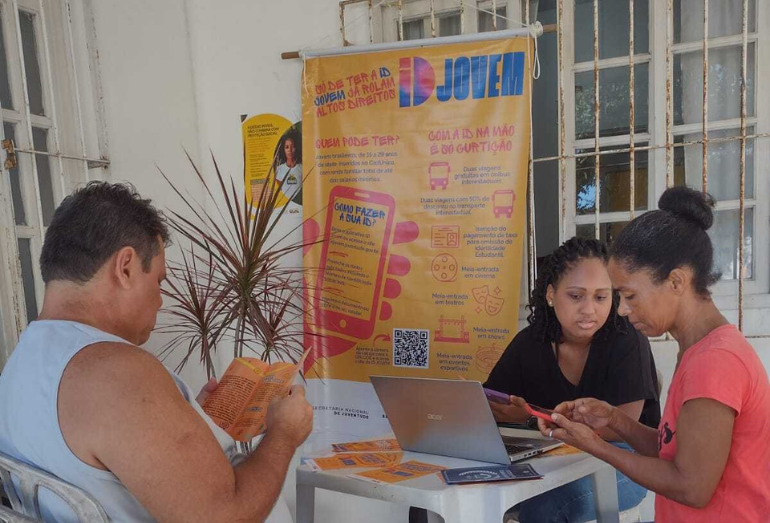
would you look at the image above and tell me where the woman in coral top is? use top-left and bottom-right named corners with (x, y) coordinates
top-left (540, 186), bottom-right (770, 522)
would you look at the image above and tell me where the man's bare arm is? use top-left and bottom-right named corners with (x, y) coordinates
top-left (59, 343), bottom-right (312, 523)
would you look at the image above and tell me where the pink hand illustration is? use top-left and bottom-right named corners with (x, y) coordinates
top-left (302, 217), bottom-right (418, 373)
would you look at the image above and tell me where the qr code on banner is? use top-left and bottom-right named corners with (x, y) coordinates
top-left (393, 329), bottom-right (430, 368)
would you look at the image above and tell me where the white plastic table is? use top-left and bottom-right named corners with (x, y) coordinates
top-left (296, 445), bottom-right (620, 523)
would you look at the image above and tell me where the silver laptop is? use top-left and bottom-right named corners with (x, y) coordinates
top-left (370, 376), bottom-right (562, 465)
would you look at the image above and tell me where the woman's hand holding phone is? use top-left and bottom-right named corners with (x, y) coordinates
top-left (554, 398), bottom-right (616, 431)
top-left (535, 398), bottom-right (613, 452)
top-left (486, 391), bottom-right (530, 424)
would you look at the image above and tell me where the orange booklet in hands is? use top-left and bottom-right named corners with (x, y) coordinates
top-left (202, 357), bottom-right (300, 442)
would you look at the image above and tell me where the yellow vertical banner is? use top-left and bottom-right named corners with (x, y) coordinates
top-left (301, 38), bottom-right (531, 437)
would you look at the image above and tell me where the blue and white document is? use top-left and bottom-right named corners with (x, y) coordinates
top-left (441, 464), bottom-right (543, 484)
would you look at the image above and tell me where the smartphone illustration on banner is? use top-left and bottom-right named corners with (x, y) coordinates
top-left (315, 186), bottom-right (396, 340)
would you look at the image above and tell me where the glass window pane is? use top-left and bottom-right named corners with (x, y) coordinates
top-left (576, 63), bottom-right (649, 140)
top-left (532, 5), bottom-right (560, 257)
top-left (674, 44), bottom-right (755, 125)
top-left (674, 0), bottom-right (756, 43)
top-left (17, 237), bottom-right (38, 321)
top-left (439, 14), bottom-right (461, 37)
top-left (576, 148), bottom-right (649, 215)
top-left (478, 7), bottom-right (508, 32)
top-left (4, 122), bottom-right (25, 225)
top-left (19, 11), bottom-right (44, 116)
top-left (401, 19), bottom-right (424, 41)
top-left (574, 0), bottom-right (649, 63)
top-left (32, 127), bottom-right (55, 226)
top-left (0, 7), bottom-right (13, 110)
top-left (675, 127), bottom-right (755, 201)
top-left (532, 6), bottom-right (558, 159)
top-left (576, 221), bottom-right (629, 246)
top-left (710, 208), bottom-right (753, 280)
top-left (534, 161), bottom-right (560, 256)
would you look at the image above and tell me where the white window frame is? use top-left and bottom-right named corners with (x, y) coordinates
top-left (0, 0), bottom-right (108, 368)
top-left (666, 9), bottom-right (769, 301)
top-left (380, 0), bottom-right (520, 43)
top-left (560, 1), bottom-right (769, 305)
top-left (476, 0), bottom-right (510, 32)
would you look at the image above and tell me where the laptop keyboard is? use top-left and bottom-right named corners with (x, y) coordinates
top-left (505, 443), bottom-right (532, 455)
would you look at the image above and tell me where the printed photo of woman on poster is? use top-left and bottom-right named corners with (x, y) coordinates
top-left (274, 123), bottom-right (303, 207)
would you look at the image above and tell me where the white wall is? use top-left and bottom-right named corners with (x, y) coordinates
top-left (184, 0), bottom-right (343, 178)
top-left (88, 0), bottom-right (349, 394)
top-left (90, 0), bottom-right (203, 194)
top-left (88, 0), bottom-right (210, 388)
top-left (180, 0), bottom-right (346, 381)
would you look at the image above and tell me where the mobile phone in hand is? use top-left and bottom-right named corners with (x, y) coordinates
top-left (483, 387), bottom-right (511, 405)
top-left (524, 402), bottom-right (554, 422)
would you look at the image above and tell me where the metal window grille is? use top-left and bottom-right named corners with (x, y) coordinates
top-left (336, 0), bottom-right (765, 334)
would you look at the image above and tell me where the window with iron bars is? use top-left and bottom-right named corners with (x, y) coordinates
top-left (0, 0), bottom-right (107, 367)
top-left (339, 0), bottom-right (769, 334)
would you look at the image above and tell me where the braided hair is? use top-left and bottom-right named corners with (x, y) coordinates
top-left (527, 237), bottom-right (626, 345)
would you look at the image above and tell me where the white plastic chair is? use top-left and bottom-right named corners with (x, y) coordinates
top-left (0, 503), bottom-right (38, 523)
top-left (0, 451), bottom-right (109, 523)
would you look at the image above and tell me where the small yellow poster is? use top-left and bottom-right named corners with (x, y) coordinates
top-left (241, 113), bottom-right (303, 212)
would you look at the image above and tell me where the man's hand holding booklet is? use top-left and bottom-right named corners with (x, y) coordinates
top-left (201, 356), bottom-right (303, 441)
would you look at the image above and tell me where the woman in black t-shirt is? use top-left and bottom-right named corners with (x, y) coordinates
top-left (486, 237), bottom-right (660, 523)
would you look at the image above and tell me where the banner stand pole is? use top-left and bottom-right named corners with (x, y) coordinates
top-left (279, 23), bottom-right (545, 61)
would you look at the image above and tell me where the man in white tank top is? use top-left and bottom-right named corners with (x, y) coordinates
top-left (0, 182), bottom-right (312, 522)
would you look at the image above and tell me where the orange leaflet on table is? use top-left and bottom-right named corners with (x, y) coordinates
top-left (331, 438), bottom-right (401, 453)
top-left (202, 357), bottom-right (300, 442)
top-left (353, 460), bottom-right (447, 485)
top-left (533, 444), bottom-right (583, 458)
top-left (306, 452), bottom-right (404, 471)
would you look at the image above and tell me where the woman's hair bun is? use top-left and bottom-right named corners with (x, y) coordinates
top-left (657, 185), bottom-right (716, 231)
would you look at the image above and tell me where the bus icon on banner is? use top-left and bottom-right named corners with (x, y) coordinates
top-left (429, 162), bottom-right (450, 190)
top-left (492, 189), bottom-right (515, 218)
